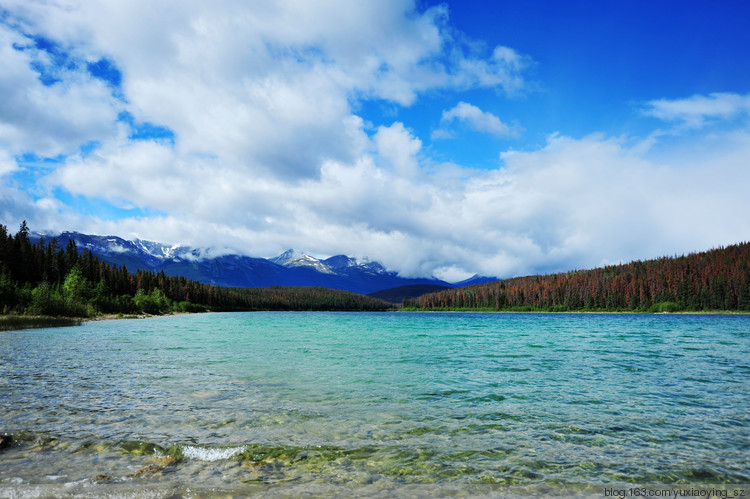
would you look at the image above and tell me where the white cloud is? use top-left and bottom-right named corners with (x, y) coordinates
top-left (0, 0), bottom-right (530, 183)
top-left (643, 92), bottom-right (750, 128)
top-left (0, 150), bottom-right (16, 177)
top-left (452, 45), bottom-right (530, 94)
top-left (374, 122), bottom-right (422, 177)
top-left (6, 124), bottom-right (750, 279)
top-left (434, 101), bottom-right (520, 139)
top-left (0, 22), bottom-right (121, 158)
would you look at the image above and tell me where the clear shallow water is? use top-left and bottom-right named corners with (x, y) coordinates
top-left (1, 312), bottom-right (748, 497)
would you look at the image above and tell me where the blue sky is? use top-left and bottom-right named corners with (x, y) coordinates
top-left (1, 1), bottom-right (749, 280)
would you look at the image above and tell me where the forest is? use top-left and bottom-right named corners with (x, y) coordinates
top-left (404, 242), bottom-right (750, 313)
top-left (0, 222), bottom-right (391, 318)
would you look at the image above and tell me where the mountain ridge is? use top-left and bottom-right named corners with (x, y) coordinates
top-left (34, 231), bottom-right (495, 295)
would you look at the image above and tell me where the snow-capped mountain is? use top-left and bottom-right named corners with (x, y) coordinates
top-left (271, 250), bottom-right (388, 277)
top-left (34, 232), bottom-right (492, 295)
top-left (270, 249), bottom-right (335, 274)
top-left (38, 232), bottom-right (199, 268)
top-left (324, 255), bottom-right (387, 276)
top-left (133, 238), bottom-right (195, 262)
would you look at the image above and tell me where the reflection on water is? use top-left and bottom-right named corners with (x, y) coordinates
top-left (1, 312), bottom-right (748, 497)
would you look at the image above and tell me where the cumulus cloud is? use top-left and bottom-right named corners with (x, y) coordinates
top-left (0, 150), bottom-right (16, 177)
top-left (0, 0), bottom-right (531, 187)
top-left (8, 122), bottom-right (750, 279)
top-left (374, 122), bottom-right (422, 177)
top-left (434, 101), bottom-right (520, 139)
top-left (95, 129), bottom-right (750, 278)
top-left (0, 22), bottom-right (121, 157)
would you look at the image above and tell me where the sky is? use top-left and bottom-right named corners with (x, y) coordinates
top-left (1, 0), bottom-right (749, 281)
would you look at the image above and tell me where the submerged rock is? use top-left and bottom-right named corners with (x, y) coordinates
top-left (133, 464), bottom-right (163, 476)
top-left (0, 434), bottom-right (11, 450)
top-left (155, 456), bottom-right (179, 467)
top-left (119, 440), bottom-right (163, 455)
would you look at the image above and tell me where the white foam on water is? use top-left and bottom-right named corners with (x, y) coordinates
top-left (180, 445), bottom-right (246, 461)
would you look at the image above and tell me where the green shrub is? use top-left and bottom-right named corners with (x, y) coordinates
top-left (648, 301), bottom-right (682, 313)
top-left (134, 288), bottom-right (172, 314)
top-left (28, 285), bottom-right (66, 316)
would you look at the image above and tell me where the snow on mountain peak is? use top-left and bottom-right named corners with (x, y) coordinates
top-left (270, 249), bottom-right (335, 274)
top-left (323, 255), bottom-right (385, 275)
top-left (131, 238), bottom-right (196, 261)
top-left (270, 249), bottom-right (302, 264)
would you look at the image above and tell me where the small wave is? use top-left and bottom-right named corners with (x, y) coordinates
top-left (180, 445), bottom-right (247, 461)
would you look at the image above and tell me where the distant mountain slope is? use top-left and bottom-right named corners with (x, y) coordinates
top-left (451, 274), bottom-right (499, 287)
top-left (368, 284), bottom-right (453, 304)
top-left (36, 232), bottom-right (467, 294)
top-left (405, 242), bottom-right (750, 312)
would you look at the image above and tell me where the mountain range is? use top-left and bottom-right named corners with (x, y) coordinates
top-left (35, 232), bottom-right (497, 296)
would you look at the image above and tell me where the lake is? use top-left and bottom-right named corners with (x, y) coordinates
top-left (1, 312), bottom-right (748, 497)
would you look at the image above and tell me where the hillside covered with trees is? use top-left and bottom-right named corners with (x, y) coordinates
top-left (0, 222), bottom-right (391, 318)
top-left (404, 243), bottom-right (750, 313)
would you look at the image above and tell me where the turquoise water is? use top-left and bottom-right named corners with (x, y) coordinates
top-left (1, 312), bottom-right (748, 497)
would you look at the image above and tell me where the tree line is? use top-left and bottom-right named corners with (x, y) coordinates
top-left (404, 242), bottom-right (750, 312)
top-left (0, 222), bottom-right (391, 317)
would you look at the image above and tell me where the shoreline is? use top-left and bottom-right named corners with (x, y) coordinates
top-left (0, 311), bottom-right (197, 331)
top-left (397, 308), bottom-right (750, 315)
top-left (3, 308), bottom-right (749, 332)
top-left (0, 315), bottom-right (83, 331)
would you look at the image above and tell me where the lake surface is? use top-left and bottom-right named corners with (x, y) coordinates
top-left (1, 312), bottom-right (748, 497)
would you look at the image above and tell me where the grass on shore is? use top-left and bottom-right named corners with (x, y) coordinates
top-left (0, 315), bottom-right (83, 331)
top-left (0, 311), bottom-right (183, 331)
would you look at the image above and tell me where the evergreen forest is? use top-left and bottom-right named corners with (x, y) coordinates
top-left (404, 242), bottom-right (750, 313)
top-left (0, 222), bottom-right (391, 318)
